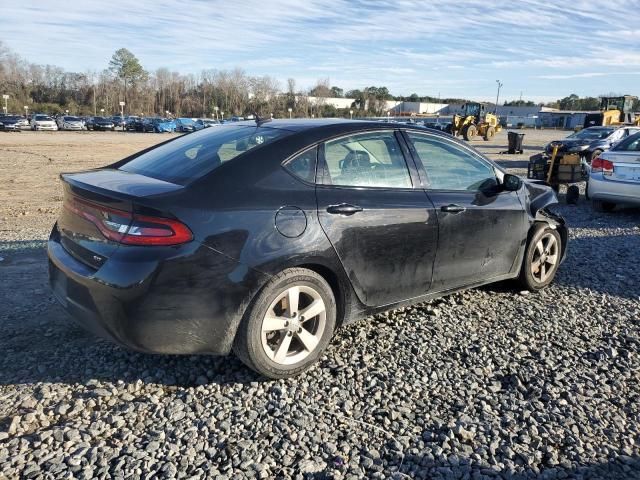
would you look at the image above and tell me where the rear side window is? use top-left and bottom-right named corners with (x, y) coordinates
top-left (322, 131), bottom-right (412, 188)
top-left (120, 125), bottom-right (291, 184)
top-left (284, 147), bottom-right (317, 183)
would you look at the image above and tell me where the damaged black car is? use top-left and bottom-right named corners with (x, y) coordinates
top-left (48, 119), bottom-right (567, 378)
top-left (543, 126), bottom-right (640, 163)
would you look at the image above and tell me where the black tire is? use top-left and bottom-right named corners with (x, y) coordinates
top-left (233, 268), bottom-right (337, 379)
top-left (566, 185), bottom-right (579, 204)
top-left (590, 149), bottom-right (603, 162)
top-left (483, 126), bottom-right (495, 141)
top-left (518, 224), bottom-right (562, 291)
top-left (592, 200), bottom-right (615, 212)
top-left (463, 124), bottom-right (477, 141)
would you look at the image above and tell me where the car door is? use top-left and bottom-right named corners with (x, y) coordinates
top-left (403, 130), bottom-right (527, 291)
top-left (316, 130), bottom-right (438, 307)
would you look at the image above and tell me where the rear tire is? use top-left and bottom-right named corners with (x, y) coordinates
top-left (233, 268), bottom-right (337, 379)
top-left (592, 200), bottom-right (615, 212)
top-left (566, 185), bottom-right (579, 204)
top-left (518, 225), bottom-right (562, 291)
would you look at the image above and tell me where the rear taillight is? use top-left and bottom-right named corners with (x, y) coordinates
top-left (591, 158), bottom-right (614, 176)
top-left (65, 197), bottom-right (192, 246)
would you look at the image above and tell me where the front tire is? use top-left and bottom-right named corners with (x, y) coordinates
top-left (463, 124), bottom-right (477, 141)
top-left (234, 268), bottom-right (336, 379)
top-left (518, 225), bottom-right (562, 291)
top-left (483, 126), bottom-right (495, 141)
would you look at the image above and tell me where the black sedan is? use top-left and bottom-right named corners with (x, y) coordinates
top-left (87, 117), bottom-right (115, 131)
top-left (545, 126), bottom-right (640, 162)
top-left (48, 119), bottom-right (567, 378)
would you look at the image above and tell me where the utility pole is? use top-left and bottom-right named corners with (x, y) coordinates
top-left (495, 80), bottom-right (503, 114)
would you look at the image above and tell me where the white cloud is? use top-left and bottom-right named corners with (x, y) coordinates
top-left (2, 0), bottom-right (640, 98)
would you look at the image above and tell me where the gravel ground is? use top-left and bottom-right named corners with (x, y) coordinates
top-left (1, 129), bottom-right (640, 479)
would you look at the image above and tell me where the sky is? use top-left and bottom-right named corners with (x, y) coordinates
top-left (3, 0), bottom-right (640, 102)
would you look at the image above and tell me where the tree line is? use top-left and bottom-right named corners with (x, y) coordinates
top-left (1, 42), bottom-right (636, 118)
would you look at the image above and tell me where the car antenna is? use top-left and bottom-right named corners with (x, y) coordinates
top-left (254, 112), bottom-right (272, 126)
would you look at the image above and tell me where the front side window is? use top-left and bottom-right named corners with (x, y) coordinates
top-left (120, 125), bottom-right (291, 184)
top-left (322, 131), bottom-right (411, 188)
top-left (407, 132), bottom-right (497, 191)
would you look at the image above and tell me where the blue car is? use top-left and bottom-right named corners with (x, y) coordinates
top-left (143, 117), bottom-right (176, 133)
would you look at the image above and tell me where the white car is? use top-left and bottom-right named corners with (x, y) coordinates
top-left (31, 114), bottom-right (58, 131)
top-left (57, 115), bottom-right (84, 131)
top-left (588, 131), bottom-right (640, 211)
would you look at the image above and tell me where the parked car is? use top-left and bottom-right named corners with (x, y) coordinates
top-left (545, 126), bottom-right (640, 163)
top-left (87, 117), bottom-right (115, 131)
top-left (31, 114), bottom-right (58, 131)
top-left (111, 116), bottom-right (125, 128)
top-left (175, 118), bottom-right (198, 132)
top-left (125, 117), bottom-right (145, 132)
top-left (57, 116), bottom-right (85, 131)
top-left (143, 117), bottom-right (176, 133)
top-left (48, 119), bottom-right (567, 378)
top-left (195, 119), bottom-right (220, 129)
top-left (587, 131), bottom-right (640, 211)
top-left (0, 115), bottom-right (28, 131)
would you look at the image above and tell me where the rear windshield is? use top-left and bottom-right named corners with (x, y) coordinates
top-left (612, 132), bottom-right (640, 152)
top-left (119, 125), bottom-right (291, 184)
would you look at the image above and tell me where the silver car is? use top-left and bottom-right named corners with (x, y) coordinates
top-left (57, 115), bottom-right (85, 131)
top-left (588, 131), bottom-right (640, 211)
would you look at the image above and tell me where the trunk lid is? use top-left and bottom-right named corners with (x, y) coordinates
top-left (58, 169), bottom-right (183, 269)
top-left (603, 151), bottom-right (640, 184)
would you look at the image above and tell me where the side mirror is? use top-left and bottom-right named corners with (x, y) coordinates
top-left (502, 173), bottom-right (522, 191)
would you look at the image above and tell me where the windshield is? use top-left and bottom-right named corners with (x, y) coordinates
top-left (612, 132), bottom-right (640, 152)
top-left (569, 128), bottom-right (614, 140)
top-left (65, 116), bottom-right (81, 121)
top-left (35, 115), bottom-right (52, 121)
top-left (178, 118), bottom-right (194, 125)
top-left (3, 116), bottom-right (21, 121)
top-left (120, 125), bottom-right (292, 184)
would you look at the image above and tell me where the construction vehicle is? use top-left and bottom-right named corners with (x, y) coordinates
top-left (449, 102), bottom-right (502, 141)
top-left (583, 95), bottom-right (639, 127)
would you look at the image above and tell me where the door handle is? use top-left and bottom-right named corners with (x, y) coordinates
top-left (441, 204), bottom-right (466, 213)
top-left (326, 203), bottom-right (363, 215)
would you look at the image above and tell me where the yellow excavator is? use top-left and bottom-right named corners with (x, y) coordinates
top-left (449, 102), bottom-right (502, 141)
top-left (583, 95), bottom-right (639, 127)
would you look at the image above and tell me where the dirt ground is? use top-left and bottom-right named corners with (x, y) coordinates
top-left (0, 131), bottom-right (181, 244)
top-left (0, 127), bottom-right (558, 244)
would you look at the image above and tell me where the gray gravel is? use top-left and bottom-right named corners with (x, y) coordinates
top-left (2, 165), bottom-right (640, 478)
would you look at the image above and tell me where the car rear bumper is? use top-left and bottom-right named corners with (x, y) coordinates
top-left (48, 224), bottom-right (269, 355)
top-left (589, 173), bottom-right (640, 206)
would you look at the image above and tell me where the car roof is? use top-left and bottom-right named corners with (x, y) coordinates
top-left (242, 118), bottom-right (448, 134)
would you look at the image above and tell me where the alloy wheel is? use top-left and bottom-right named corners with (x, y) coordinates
top-left (261, 285), bottom-right (326, 365)
top-left (531, 233), bottom-right (558, 283)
